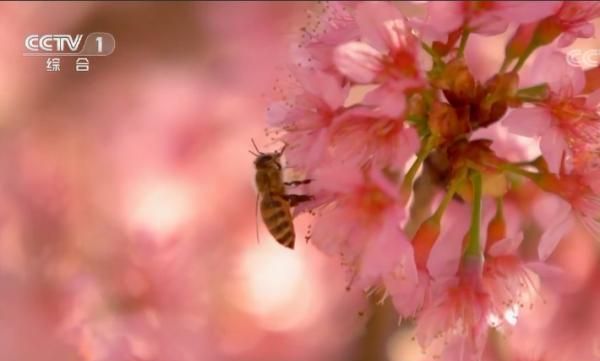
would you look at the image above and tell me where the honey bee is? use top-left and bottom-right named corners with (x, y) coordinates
top-left (250, 140), bottom-right (312, 249)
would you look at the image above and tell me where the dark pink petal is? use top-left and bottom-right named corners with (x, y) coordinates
top-left (502, 107), bottom-right (552, 137)
top-left (334, 41), bottom-right (383, 83)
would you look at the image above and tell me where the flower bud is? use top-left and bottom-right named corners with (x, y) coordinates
top-left (428, 101), bottom-right (470, 142)
top-left (434, 58), bottom-right (477, 106)
top-left (412, 218), bottom-right (440, 270)
top-left (486, 212), bottom-right (506, 248)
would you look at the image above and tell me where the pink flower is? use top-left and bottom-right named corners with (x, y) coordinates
top-left (415, 1), bottom-right (561, 40)
top-left (483, 230), bottom-right (563, 326)
top-left (552, 2), bottom-right (600, 47)
top-left (293, 1), bottom-right (360, 73)
top-left (536, 174), bottom-right (600, 245)
top-left (333, 1), bottom-right (425, 117)
top-left (267, 69), bottom-right (349, 170)
top-left (309, 165), bottom-right (417, 291)
top-left (414, 256), bottom-right (491, 361)
top-left (329, 105), bottom-right (420, 170)
top-left (386, 199), bottom-right (471, 321)
top-left (502, 50), bottom-right (600, 174)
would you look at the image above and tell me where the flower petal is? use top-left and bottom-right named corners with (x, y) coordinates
top-left (502, 107), bottom-right (552, 137)
top-left (354, 1), bottom-right (408, 53)
top-left (424, 1), bottom-right (465, 36)
top-left (525, 261), bottom-right (570, 292)
top-left (493, 1), bottom-right (562, 23)
top-left (538, 199), bottom-right (574, 261)
top-left (428, 201), bottom-right (471, 279)
top-left (488, 232), bottom-right (524, 257)
top-left (539, 126), bottom-right (568, 175)
top-left (266, 101), bottom-right (291, 127)
top-left (334, 41), bottom-right (383, 83)
top-left (370, 85), bottom-right (405, 115)
top-left (525, 49), bottom-right (585, 94)
top-left (295, 69), bottom-right (348, 110)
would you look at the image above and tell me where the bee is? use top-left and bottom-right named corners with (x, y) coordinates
top-left (250, 139), bottom-right (312, 249)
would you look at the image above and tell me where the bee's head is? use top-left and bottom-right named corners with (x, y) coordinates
top-left (254, 153), bottom-right (282, 170)
top-left (250, 139), bottom-right (285, 170)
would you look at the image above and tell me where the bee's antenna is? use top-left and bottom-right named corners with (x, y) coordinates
top-left (251, 138), bottom-right (263, 154)
top-left (248, 150), bottom-right (259, 157)
top-left (277, 142), bottom-right (289, 157)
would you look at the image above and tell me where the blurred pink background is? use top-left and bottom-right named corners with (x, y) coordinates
top-left (0, 2), bottom-right (599, 361)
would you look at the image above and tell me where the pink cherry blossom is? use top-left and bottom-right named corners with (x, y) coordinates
top-left (386, 199), bottom-right (471, 319)
top-left (542, 173), bottom-right (600, 243)
top-left (260, 1), bottom-right (600, 360)
top-left (267, 69), bottom-right (349, 170)
top-left (333, 1), bottom-right (425, 117)
top-left (309, 165), bottom-right (417, 292)
top-left (552, 1), bottom-right (600, 47)
top-left (502, 50), bottom-right (600, 174)
top-left (293, 1), bottom-right (360, 73)
top-left (483, 228), bottom-right (564, 328)
top-left (415, 1), bottom-right (561, 40)
top-left (329, 105), bottom-right (420, 170)
top-left (414, 256), bottom-right (491, 361)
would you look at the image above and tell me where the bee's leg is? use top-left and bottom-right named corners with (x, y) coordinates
top-left (284, 179), bottom-right (312, 187)
top-left (283, 194), bottom-right (314, 207)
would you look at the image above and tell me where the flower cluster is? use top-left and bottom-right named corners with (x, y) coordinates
top-left (265, 1), bottom-right (600, 360)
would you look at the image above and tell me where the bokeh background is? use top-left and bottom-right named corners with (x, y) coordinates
top-left (0, 2), bottom-right (599, 361)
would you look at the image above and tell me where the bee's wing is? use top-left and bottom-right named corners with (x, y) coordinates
top-left (255, 193), bottom-right (260, 245)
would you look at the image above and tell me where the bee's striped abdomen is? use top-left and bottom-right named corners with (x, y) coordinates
top-left (260, 195), bottom-right (295, 249)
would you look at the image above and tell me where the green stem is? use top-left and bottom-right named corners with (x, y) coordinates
top-left (431, 169), bottom-right (466, 223)
top-left (499, 57), bottom-right (512, 74)
top-left (401, 136), bottom-right (437, 200)
top-left (512, 42), bottom-right (538, 72)
top-left (421, 41), bottom-right (443, 66)
top-left (464, 170), bottom-right (483, 258)
top-left (516, 84), bottom-right (550, 103)
top-left (501, 163), bottom-right (541, 181)
top-left (457, 29), bottom-right (470, 58)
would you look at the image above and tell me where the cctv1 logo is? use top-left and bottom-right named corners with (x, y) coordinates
top-left (24, 32), bottom-right (115, 56)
